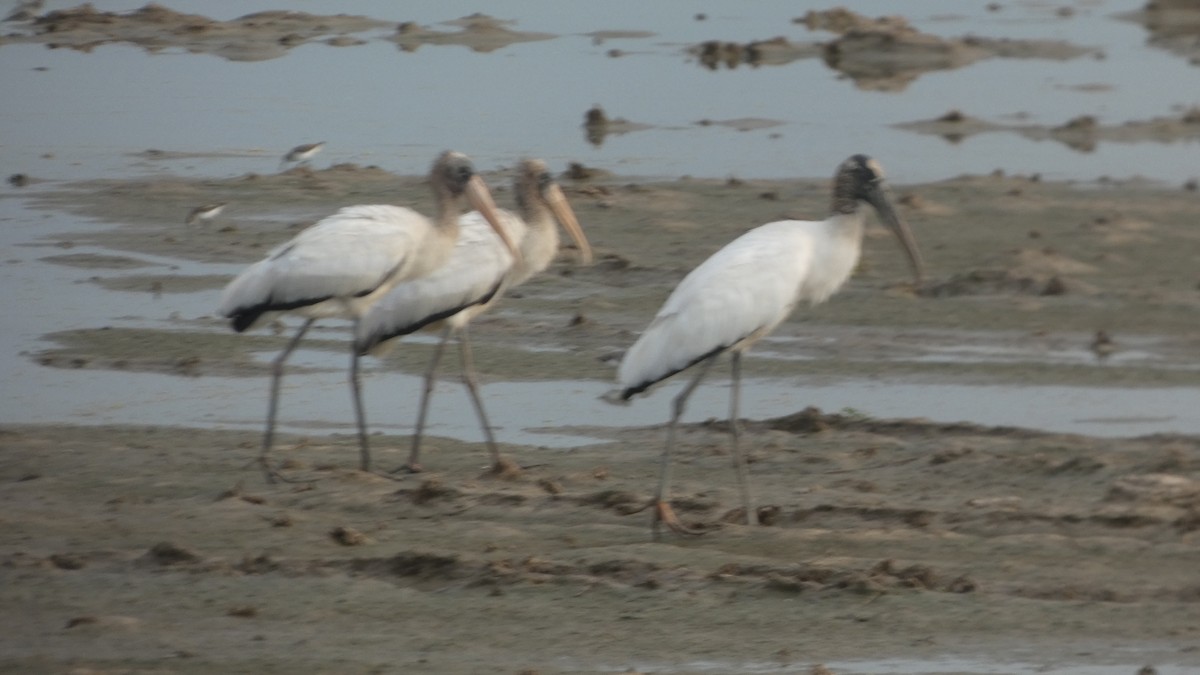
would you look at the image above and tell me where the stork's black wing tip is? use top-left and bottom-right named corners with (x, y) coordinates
top-left (230, 311), bottom-right (258, 333)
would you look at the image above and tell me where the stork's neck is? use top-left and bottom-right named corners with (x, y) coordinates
top-left (828, 173), bottom-right (870, 247)
top-left (824, 203), bottom-right (868, 245)
top-left (803, 208), bottom-right (868, 306)
top-left (830, 177), bottom-right (862, 216)
top-left (433, 187), bottom-right (464, 239)
top-left (517, 189), bottom-right (555, 241)
top-left (512, 189), bottom-right (559, 281)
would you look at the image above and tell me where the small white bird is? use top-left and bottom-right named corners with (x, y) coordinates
top-left (185, 202), bottom-right (226, 226)
top-left (355, 159), bottom-right (593, 474)
top-left (616, 154), bottom-right (925, 539)
top-left (279, 141), bottom-right (325, 171)
top-left (218, 151), bottom-right (518, 483)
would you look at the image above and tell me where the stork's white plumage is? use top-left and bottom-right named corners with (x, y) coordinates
top-left (616, 154), bottom-right (925, 539)
top-left (355, 159), bottom-right (593, 474)
top-left (218, 150), bottom-right (517, 483)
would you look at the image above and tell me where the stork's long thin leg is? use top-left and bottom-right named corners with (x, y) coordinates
top-left (728, 351), bottom-right (754, 525)
top-left (653, 356), bottom-right (717, 541)
top-left (456, 325), bottom-right (503, 469)
top-left (399, 325), bottom-right (454, 473)
top-left (261, 318), bottom-right (315, 483)
top-left (348, 319), bottom-right (371, 472)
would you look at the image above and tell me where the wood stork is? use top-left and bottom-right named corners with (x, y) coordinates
top-left (218, 150), bottom-right (518, 483)
top-left (279, 141), bottom-right (325, 171)
top-left (355, 159), bottom-right (593, 474)
top-left (616, 154), bottom-right (925, 539)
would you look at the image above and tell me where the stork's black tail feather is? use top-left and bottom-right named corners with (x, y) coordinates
top-left (230, 310), bottom-right (261, 334)
top-left (355, 282), bottom-right (504, 356)
top-left (620, 343), bottom-right (729, 400)
top-left (225, 293), bottom-right (335, 333)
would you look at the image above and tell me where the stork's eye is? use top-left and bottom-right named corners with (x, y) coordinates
top-left (443, 164), bottom-right (473, 193)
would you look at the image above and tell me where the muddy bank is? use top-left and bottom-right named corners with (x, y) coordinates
top-left (690, 7), bottom-right (1097, 91)
top-left (4, 159), bottom-right (1200, 672)
top-left (897, 108), bottom-right (1200, 152)
top-left (1121, 0), bottom-right (1200, 65)
top-left (389, 13), bottom-right (554, 53)
top-left (0, 4), bottom-right (553, 61)
top-left (15, 162), bottom-right (1200, 388)
top-left (2, 3), bottom-right (1102, 87)
top-left (2, 410), bottom-right (1198, 672)
top-left (582, 105), bottom-right (656, 147)
top-left (0, 3), bottom-right (389, 61)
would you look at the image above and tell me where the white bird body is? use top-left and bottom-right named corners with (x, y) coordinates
top-left (355, 209), bottom-right (525, 349)
top-left (218, 204), bottom-right (460, 332)
top-left (356, 192), bottom-right (580, 349)
top-left (615, 155), bottom-right (925, 538)
top-left (505, 201), bottom-right (570, 287)
top-left (217, 151), bottom-right (515, 482)
top-left (618, 214), bottom-right (867, 395)
top-left (354, 158), bottom-right (592, 473)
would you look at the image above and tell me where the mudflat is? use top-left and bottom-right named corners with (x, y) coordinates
top-left (3, 161), bottom-right (1199, 673)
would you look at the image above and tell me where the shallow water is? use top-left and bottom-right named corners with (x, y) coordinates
top-left (3, 197), bottom-right (1198, 444)
top-left (3, 0), bottom-right (1199, 183)
top-left (8, 347), bottom-right (1200, 447)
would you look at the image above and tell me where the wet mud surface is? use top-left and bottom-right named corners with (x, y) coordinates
top-left (3, 2), bottom-right (1200, 673)
top-left (3, 160), bottom-right (1200, 673)
top-left (0, 5), bottom-right (552, 61)
top-left (3, 412), bottom-right (1200, 672)
top-left (897, 108), bottom-right (1200, 153)
top-left (1120, 0), bottom-right (1200, 65)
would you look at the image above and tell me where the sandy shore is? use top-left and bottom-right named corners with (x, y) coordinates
top-left (3, 160), bottom-right (1200, 673)
top-left (3, 4), bottom-right (1200, 673)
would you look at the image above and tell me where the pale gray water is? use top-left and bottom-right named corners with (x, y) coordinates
top-left (2, 0), bottom-right (1199, 183)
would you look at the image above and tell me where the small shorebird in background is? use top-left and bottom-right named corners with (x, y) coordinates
top-left (1090, 330), bottom-right (1116, 360)
top-left (185, 202), bottom-right (226, 226)
top-left (279, 141), bottom-right (325, 171)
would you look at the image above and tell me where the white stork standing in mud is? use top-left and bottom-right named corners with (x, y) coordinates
top-left (355, 158), bottom-right (593, 475)
top-left (616, 154), bottom-right (925, 539)
top-left (217, 150), bottom-right (518, 483)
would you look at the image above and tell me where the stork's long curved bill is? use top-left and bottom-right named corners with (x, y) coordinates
top-left (867, 184), bottom-right (925, 285)
top-left (465, 175), bottom-right (522, 265)
top-left (544, 183), bottom-right (593, 265)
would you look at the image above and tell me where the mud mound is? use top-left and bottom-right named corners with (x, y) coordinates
top-left (690, 7), bottom-right (1095, 91)
top-left (1, 3), bottom-right (390, 61)
top-left (389, 13), bottom-right (554, 53)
